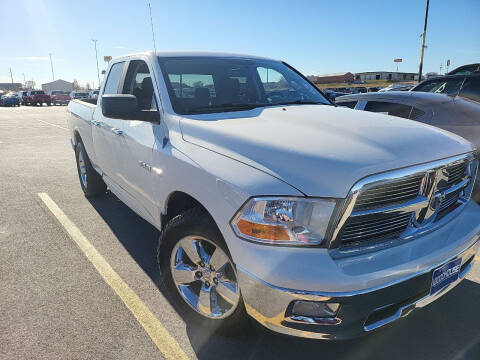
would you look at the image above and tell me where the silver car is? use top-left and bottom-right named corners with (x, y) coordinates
top-left (335, 89), bottom-right (480, 201)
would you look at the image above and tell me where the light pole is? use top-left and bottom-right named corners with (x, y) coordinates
top-left (49, 53), bottom-right (55, 81)
top-left (9, 67), bottom-right (13, 84)
top-left (417, 0), bottom-right (430, 82)
top-left (92, 39), bottom-right (101, 88)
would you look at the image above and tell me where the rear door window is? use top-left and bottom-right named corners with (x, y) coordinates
top-left (458, 77), bottom-right (480, 103)
top-left (103, 62), bottom-right (125, 94)
top-left (409, 107), bottom-right (425, 120)
top-left (364, 101), bottom-right (412, 119)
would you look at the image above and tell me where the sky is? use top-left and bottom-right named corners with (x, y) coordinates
top-left (1, 0), bottom-right (479, 88)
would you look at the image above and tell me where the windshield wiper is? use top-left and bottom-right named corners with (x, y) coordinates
top-left (275, 100), bottom-right (327, 106)
top-left (187, 103), bottom-right (266, 113)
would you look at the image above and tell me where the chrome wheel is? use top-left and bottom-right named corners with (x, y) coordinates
top-left (78, 150), bottom-right (88, 188)
top-left (170, 236), bottom-right (240, 319)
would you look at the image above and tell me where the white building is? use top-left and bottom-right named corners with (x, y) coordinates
top-left (41, 79), bottom-right (73, 93)
top-left (355, 72), bottom-right (418, 82)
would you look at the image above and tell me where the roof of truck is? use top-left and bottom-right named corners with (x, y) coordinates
top-left (115, 50), bottom-right (277, 61)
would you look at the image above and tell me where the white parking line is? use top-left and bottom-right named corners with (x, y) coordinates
top-left (38, 192), bottom-right (189, 360)
top-left (36, 118), bottom-right (68, 130)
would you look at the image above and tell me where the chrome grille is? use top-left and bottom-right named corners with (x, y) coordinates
top-left (439, 190), bottom-right (461, 213)
top-left (331, 154), bottom-right (476, 251)
top-left (354, 175), bottom-right (423, 210)
top-left (445, 162), bottom-right (467, 188)
top-left (341, 212), bottom-right (412, 245)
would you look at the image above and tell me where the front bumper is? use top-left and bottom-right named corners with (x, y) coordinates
top-left (238, 236), bottom-right (479, 340)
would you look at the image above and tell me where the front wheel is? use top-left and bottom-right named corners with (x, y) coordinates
top-left (158, 207), bottom-right (247, 331)
top-left (75, 141), bottom-right (106, 197)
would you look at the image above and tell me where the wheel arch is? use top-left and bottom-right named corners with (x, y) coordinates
top-left (161, 190), bottom-right (220, 233)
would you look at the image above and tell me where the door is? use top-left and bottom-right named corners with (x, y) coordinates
top-left (92, 61), bottom-right (126, 184)
top-left (114, 59), bottom-right (162, 224)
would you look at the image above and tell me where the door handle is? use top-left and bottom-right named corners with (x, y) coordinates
top-left (91, 120), bottom-right (101, 127)
top-left (111, 128), bottom-right (123, 135)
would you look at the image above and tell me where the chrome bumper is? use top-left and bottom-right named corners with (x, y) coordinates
top-left (238, 234), bottom-right (479, 340)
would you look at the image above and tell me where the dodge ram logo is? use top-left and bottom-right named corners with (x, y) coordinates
top-left (412, 170), bottom-right (443, 227)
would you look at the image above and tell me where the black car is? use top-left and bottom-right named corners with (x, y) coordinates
top-left (447, 63), bottom-right (479, 76)
top-left (411, 72), bottom-right (480, 102)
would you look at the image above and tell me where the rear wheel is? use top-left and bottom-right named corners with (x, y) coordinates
top-left (158, 207), bottom-right (247, 331)
top-left (75, 141), bottom-right (106, 197)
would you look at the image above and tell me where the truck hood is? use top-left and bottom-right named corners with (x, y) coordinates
top-left (179, 105), bottom-right (474, 197)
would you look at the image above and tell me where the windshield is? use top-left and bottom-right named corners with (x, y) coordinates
top-left (411, 77), bottom-right (464, 96)
top-left (158, 57), bottom-right (330, 115)
top-left (32, 91), bottom-right (45, 95)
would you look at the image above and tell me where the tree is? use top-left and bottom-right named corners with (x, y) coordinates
top-left (72, 79), bottom-right (80, 90)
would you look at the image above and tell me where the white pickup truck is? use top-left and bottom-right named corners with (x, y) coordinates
top-left (67, 51), bottom-right (480, 340)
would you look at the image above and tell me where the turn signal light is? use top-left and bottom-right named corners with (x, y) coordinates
top-left (236, 219), bottom-right (290, 241)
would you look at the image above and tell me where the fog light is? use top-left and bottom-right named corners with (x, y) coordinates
top-left (291, 301), bottom-right (340, 318)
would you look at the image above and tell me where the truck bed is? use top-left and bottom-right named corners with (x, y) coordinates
top-left (68, 99), bottom-right (96, 121)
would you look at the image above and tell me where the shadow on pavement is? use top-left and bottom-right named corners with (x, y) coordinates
top-left (88, 192), bottom-right (480, 360)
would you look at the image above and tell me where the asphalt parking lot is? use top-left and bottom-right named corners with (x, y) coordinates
top-left (1, 105), bottom-right (479, 360)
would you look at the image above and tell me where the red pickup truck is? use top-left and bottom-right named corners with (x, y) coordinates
top-left (24, 90), bottom-right (52, 106)
top-left (49, 91), bottom-right (71, 105)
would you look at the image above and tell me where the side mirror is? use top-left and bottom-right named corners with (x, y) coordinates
top-left (101, 94), bottom-right (159, 122)
top-left (102, 94), bottom-right (138, 119)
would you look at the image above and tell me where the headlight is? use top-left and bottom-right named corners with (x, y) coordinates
top-left (231, 197), bottom-right (338, 246)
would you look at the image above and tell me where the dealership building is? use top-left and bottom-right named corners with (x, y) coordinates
top-left (355, 71), bottom-right (418, 82)
top-left (41, 79), bottom-right (74, 93)
top-left (310, 72), bottom-right (354, 84)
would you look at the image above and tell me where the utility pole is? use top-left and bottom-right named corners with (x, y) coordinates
top-left (417, 0), bottom-right (430, 82)
top-left (92, 39), bottom-right (101, 88)
top-left (49, 53), bottom-right (55, 81)
top-left (9, 68), bottom-right (13, 83)
top-left (148, 3), bottom-right (157, 53)
top-left (22, 73), bottom-right (26, 87)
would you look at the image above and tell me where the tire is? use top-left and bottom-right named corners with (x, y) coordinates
top-left (75, 141), bottom-right (106, 197)
top-left (158, 207), bottom-right (247, 333)
top-left (47, 102), bottom-right (52, 106)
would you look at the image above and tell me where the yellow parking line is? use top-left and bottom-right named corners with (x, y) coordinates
top-left (38, 193), bottom-right (189, 360)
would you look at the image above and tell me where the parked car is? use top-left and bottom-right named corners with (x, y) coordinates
top-left (69, 91), bottom-right (89, 100)
top-left (323, 89), bottom-right (349, 102)
top-left (49, 91), bottom-right (71, 105)
top-left (335, 87), bottom-right (480, 201)
top-left (88, 90), bottom-right (99, 99)
top-left (17, 90), bottom-right (29, 105)
top-left (447, 63), bottom-right (479, 76)
top-left (1, 93), bottom-right (21, 106)
top-left (67, 51), bottom-right (480, 340)
top-left (350, 86), bottom-right (367, 94)
top-left (410, 73), bottom-right (480, 98)
top-left (24, 90), bottom-right (52, 106)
